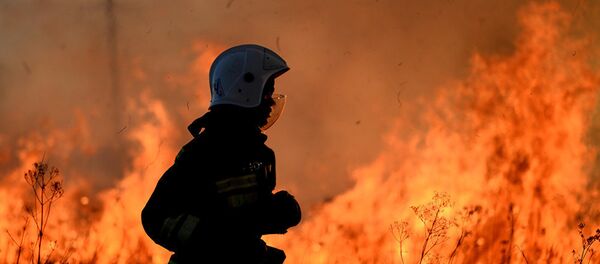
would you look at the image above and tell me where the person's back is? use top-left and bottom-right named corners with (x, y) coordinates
top-left (141, 44), bottom-right (300, 264)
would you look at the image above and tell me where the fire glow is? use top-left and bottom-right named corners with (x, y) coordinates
top-left (268, 3), bottom-right (600, 263)
top-left (1, 1), bottom-right (600, 264)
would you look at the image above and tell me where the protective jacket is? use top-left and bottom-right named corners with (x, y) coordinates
top-left (141, 111), bottom-right (301, 264)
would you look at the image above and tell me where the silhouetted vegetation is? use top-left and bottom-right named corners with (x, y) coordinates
top-left (392, 193), bottom-right (599, 264)
top-left (572, 223), bottom-right (600, 264)
top-left (6, 161), bottom-right (64, 264)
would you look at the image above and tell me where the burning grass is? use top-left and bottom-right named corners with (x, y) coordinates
top-left (267, 2), bottom-right (600, 263)
top-left (390, 193), bottom-right (600, 264)
top-left (1, 1), bottom-right (600, 264)
top-left (5, 160), bottom-right (65, 264)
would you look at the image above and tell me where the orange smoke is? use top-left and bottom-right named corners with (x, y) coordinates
top-left (267, 2), bottom-right (600, 263)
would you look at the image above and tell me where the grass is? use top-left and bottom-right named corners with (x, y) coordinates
top-left (392, 193), bottom-right (599, 264)
top-left (2, 163), bottom-right (598, 263)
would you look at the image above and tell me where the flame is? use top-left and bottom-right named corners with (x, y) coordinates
top-left (0, 2), bottom-right (599, 264)
top-left (0, 40), bottom-right (221, 263)
top-left (267, 2), bottom-right (600, 263)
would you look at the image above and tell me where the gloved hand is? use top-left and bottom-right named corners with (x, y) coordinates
top-left (264, 246), bottom-right (286, 264)
top-left (273, 191), bottom-right (301, 228)
top-left (259, 190), bottom-right (301, 234)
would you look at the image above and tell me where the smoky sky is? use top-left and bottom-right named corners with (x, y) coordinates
top-left (1, 0), bottom-right (599, 207)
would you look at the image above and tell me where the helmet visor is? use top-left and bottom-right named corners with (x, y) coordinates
top-left (261, 94), bottom-right (287, 131)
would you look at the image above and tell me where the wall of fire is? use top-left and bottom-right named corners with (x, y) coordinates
top-left (1, 0), bottom-right (600, 263)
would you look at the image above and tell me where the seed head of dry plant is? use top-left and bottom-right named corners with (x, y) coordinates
top-left (410, 192), bottom-right (453, 264)
top-left (572, 222), bottom-right (600, 264)
top-left (391, 193), bottom-right (484, 264)
top-left (22, 161), bottom-right (64, 264)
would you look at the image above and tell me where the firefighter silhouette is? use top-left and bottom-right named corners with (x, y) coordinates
top-left (142, 44), bottom-right (301, 264)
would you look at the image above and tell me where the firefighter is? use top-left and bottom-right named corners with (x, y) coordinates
top-left (141, 44), bottom-right (301, 264)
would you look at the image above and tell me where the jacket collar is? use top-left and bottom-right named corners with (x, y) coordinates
top-left (188, 111), bottom-right (267, 143)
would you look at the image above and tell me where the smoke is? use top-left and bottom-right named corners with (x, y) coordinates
top-left (0, 0), bottom-right (599, 209)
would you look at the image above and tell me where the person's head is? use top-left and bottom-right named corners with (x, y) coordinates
top-left (208, 44), bottom-right (289, 130)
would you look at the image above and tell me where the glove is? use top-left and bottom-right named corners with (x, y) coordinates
top-left (272, 191), bottom-right (301, 228)
top-left (264, 246), bottom-right (286, 264)
top-left (259, 191), bottom-right (301, 234)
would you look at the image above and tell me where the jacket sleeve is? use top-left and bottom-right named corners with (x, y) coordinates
top-left (141, 165), bottom-right (190, 251)
top-left (141, 145), bottom-right (210, 252)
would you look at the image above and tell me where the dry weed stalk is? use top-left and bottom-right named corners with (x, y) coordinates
top-left (572, 223), bottom-right (600, 264)
top-left (500, 203), bottom-right (517, 264)
top-left (23, 161), bottom-right (64, 264)
top-left (447, 205), bottom-right (481, 264)
top-left (391, 220), bottom-right (410, 264)
top-left (411, 192), bottom-right (453, 264)
top-left (391, 193), bottom-right (481, 264)
top-left (393, 193), bottom-right (600, 264)
top-left (6, 217), bottom-right (30, 264)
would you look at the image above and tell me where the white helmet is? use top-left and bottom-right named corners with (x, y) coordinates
top-left (209, 44), bottom-right (289, 108)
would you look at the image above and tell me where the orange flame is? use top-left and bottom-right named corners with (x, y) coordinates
top-left (0, 41), bottom-right (222, 263)
top-left (1, 2), bottom-right (599, 264)
top-left (267, 2), bottom-right (600, 263)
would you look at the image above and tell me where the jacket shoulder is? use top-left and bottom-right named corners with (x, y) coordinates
top-left (175, 136), bottom-right (207, 164)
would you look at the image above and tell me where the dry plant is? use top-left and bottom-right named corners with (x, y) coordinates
top-left (390, 220), bottom-right (410, 264)
top-left (22, 161), bottom-right (64, 264)
top-left (391, 193), bottom-right (481, 264)
top-left (6, 217), bottom-right (29, 264)
top-left (500, 203), bottom-right (517, 264)
top-left (393, 194), bottom-right (600, 264)
top-left (572, 223), bottom-right (600, 264)
top-left (447, 205), bottom-right (481, 264)
top-left (411, 192), bottom-right (453, 264)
